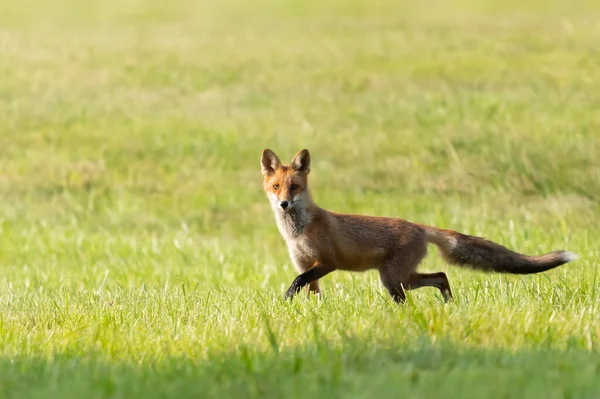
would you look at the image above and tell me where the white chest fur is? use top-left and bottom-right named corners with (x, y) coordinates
top-left (274, 207), bottom-right (311, 239)
top-left (285, 235), bottom-right (317, 272)
top-left (274, 208), bottom-right (316, 272)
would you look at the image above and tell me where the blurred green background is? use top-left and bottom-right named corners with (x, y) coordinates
top-left (0, 0), bottom-right (599, 397)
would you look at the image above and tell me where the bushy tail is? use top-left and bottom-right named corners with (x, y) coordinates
top-left (422, 226), bottom-right (577, 274)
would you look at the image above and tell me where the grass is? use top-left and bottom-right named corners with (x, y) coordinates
top-left (1, 0), bottom-right (600, 397)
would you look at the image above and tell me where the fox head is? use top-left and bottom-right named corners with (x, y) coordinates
top-left (261, 148), bottom-right (311, 212)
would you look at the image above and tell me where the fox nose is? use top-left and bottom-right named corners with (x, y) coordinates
top-left (280, 201), bottom-right (289, 209)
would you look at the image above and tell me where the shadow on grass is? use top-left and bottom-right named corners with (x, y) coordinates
top-left (1, 338), bottom-right (598, 399)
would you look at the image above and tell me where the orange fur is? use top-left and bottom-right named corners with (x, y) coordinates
top-left (261, 148), bottom-right (578, 303)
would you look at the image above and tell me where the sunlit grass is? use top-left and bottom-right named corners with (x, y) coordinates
top-left (0, 0), bottom-right (599, 397)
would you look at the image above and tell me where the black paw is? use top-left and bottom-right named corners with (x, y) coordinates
top-left (285, 277), bottom-right (304, 300)
top-left (285, 284), bottom-right (299, 299)
top-left (285, 287), bottom-right (296, 299)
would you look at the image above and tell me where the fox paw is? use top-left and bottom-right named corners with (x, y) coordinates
top-left (285, 277), bottom-right (304, 299)
top-left (285, 285), bottom-right (298, 299)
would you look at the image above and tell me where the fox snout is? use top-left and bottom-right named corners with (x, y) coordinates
top-left (277, 198), bottom-right (295, 212)
top-left (266, 192), bottom-right (295, 212)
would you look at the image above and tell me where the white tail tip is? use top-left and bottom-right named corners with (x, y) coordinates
top-left (563, 251), bottom-right (579, 262)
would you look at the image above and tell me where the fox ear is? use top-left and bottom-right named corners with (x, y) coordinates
top-left (261, 148), bottom-right (281, 176)
top-left (291, 149), bottom-right (310, 174)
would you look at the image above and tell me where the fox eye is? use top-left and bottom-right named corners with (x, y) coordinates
top-left (273, 184), bottom-right (280, 190)
top-left (290, 184), bottom-right (299, 190)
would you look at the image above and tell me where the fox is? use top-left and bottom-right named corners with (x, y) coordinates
top-left (260, 148), bottom-right (578, 303)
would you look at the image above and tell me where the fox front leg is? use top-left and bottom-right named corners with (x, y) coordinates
top-left (285, 264), bottom-right (334, 300)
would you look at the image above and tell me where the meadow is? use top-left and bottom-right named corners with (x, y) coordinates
top-left (1, 0), bottom-right (600, 397)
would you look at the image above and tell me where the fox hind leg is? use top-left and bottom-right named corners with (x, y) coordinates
top-left (378, 243), bottom-right (444, 304)
top-left (407, 272), bottom-right (453, 303)
top-left (378, 244), bottom-right (425, 303)
top-left (378, 267), bottom-right (408, 303)
top-left (379, 270), bottom-right (453, 303)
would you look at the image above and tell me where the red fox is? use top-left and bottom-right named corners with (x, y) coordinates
top-left (261, 148), bottom-right (578, 303)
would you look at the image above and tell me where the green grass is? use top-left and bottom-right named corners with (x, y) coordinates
top-left (1, 0), bottom-right (600, 397)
